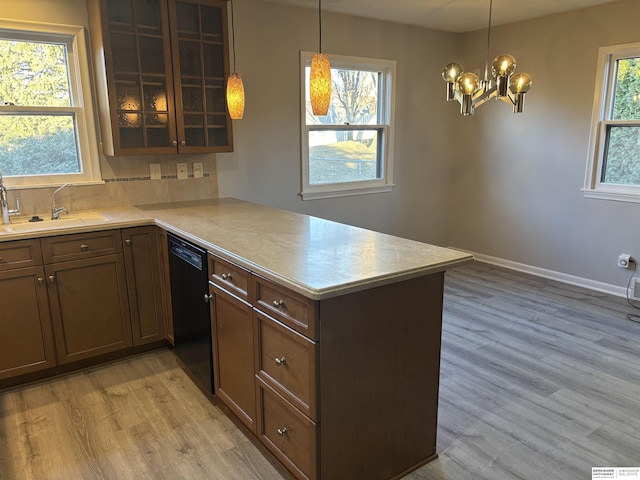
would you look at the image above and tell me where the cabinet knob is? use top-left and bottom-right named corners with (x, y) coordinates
top-left (221, 273), bottom-right (232, 281)
top-left (37, 277), bottom-right (45, 285)
top-left (275, 357), bottom-right (287, 367)
top-left (276, 427), bottom-right (288, 437)
top-left (80, 244), bottom-right (89, 251)
top-left (124, 239), bottom-right (131, 246)
top-left (172, 140), bottom-right (178, 146)
top-left (272, 299), bottom-right (285, 308)
top-left (48, 275), bottom-right (55, 284)
top-left (180, 140), bottom-right (186, 146)
top-left (204, 293), bottom-right (213, 303)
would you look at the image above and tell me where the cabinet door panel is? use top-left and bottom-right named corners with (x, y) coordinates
top-left (211, 284), bottom-right (256, 432)
top-left (47, 255), bottom-right (132, 364)
top-left (0, 267), bottom-right (55, 380)
top-left (123, 227), bottom-right (166, 346)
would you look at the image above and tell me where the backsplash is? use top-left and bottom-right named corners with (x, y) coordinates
top-left (5, 154), bottom-right (219, 217)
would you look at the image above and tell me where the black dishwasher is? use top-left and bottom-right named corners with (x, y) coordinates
top-left (167, 233), bottom-right (213, 393)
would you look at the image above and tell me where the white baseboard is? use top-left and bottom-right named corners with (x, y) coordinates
top-left (458, 250), bottom-right (629, 299)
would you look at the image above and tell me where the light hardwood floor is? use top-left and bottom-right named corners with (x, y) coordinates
top-left (1, 263), bottom-right (639, 479)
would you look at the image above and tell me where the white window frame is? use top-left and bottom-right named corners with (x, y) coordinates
top-left (300, 52), bottom-right (396, 200)
top-left (0, 19), bottom-right (102, 189)
top-left (584, 42), bottom-right (640, 202)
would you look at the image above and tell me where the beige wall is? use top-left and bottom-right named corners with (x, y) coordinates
top-left (4, 0), bottom-right (640, 290)
top-left (447, 0), bottom-right (640, 288)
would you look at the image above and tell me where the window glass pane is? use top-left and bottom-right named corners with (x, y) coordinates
top-left (309, 129), bottom-right (380, 185)
top-left (0, 39), bottom-right (70, 107)
top-left (612, 58), bottom-right (640, 121)
top-left (0, 114), bottom-right (79, 175)
top-left (305, 66), bottom-right (379, 126)
top-left (602, 126), bottom-right (640, 185)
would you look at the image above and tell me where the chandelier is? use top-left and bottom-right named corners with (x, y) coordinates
top-left (442, 0), bottom-right (532, 116)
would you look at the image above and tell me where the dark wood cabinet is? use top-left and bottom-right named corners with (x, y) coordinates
top-left (123, 226), bottom-right (166, 346)
top-left (157, 229), bottom-right (174, 345)
top-left (46, 254), bottom-right (132, 364)
top-left (209, 254), bottom-right (256, 432)
top-left (88, 0), bottom-right (233, 155)
top-left (0, 265), bottom-right (56, 381)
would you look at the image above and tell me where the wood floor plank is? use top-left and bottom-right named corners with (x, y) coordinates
top-left (1, 262), bottom-right (639, 479)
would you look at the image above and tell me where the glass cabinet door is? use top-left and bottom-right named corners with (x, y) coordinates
top-left (104, 0), bottom-right (177, 153)
top-left (170, 0), bottom-right (233, 152)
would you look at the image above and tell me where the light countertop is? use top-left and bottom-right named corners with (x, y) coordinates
top-left (0, 198), bottom-right (473, 299)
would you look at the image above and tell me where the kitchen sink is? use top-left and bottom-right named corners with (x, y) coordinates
top-left (0, 211), bottom-right (110, 234)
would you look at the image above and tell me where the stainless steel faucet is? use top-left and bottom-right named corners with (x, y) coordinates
top-left (0, 170), bottom-right (9, 225)
top-left (52, 183), bottom-right (70, 220)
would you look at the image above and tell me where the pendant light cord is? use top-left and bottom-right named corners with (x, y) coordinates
top-left (230, 0), bottom-right (237, 73)
top-left (484, 0), bottom-right (493, 82)
top-left (318, 0), bottom-right (323, 54)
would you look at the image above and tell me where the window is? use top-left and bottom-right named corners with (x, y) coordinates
top-left (585, 42), bottom-right (640, 202)
top-left (300, 52), bottom-right (396, 200)
top-left (0, 21), bottom-right (100, 188)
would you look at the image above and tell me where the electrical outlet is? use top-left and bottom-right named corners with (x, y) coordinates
top-left (618, 253), bottom-right (632, 269)
top-left (149, 163), bottom-right (161, 180)
top-left (193, 162), bottom-right (203, 179)
top-left (177, 162), bottom-right (188, 180)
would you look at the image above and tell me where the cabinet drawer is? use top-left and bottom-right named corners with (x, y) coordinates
top-left (256, 311), bottom-right (318, 421)
top-left (0, 239), bottom-right (43, 271)
top-left (41, 230), bottom-right (122, 263)
top-left (257, 379), bottom-right (318, 480)
top-left (253, 276), bottom-right (317, 340)
top-left (208, 253), bottom-right (249, 301)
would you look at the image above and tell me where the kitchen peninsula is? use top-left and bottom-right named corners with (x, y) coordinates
top-left (0, 198), bottom-right (473, 480)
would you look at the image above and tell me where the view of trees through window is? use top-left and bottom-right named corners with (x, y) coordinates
top-left (306, 67), bottom-right (381, 185)
top-left (0, 38), bottom-right (80, 177)
top-left (602, 57), bottom-right (640, 185)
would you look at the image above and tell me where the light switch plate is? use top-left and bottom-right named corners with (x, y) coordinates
top-left (150, 163), bottom-right (161, 180)
top-left (177, 162), bottom-right (188, 180)
top-left (193, 162), bottom-right (203, 178)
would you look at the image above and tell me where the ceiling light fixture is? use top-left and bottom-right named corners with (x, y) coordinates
top-left (442, 0), bottom-right (532, 116)
top-left (226, 0), bottom-right (245, 120)
top-left (309, 0), bottom-right (331, 116)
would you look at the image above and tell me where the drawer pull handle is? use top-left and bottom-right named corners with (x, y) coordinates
top-left (80, 244), bottom-right (89, 251)
top-left (204, 293), bottom-right (213, 303)
top-left (276, 427), bottom-right (288, 437)
top-left (221, 273), bottom-right (232, 281)
top-left (272, 299), bottom-right (285, 308)
top-left (275, 356), bottom-right (287, 366)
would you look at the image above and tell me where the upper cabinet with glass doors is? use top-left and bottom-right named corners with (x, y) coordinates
top-left (88, 0), bottom-right (233, 155)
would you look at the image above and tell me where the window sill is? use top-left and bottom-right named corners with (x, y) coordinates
top-left (300, 184), bottom-right (394, 201)
top-left (582, 187), bottom-right (640, 203)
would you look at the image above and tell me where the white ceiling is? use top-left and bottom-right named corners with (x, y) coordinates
top-left (259, 0), bottom-right (623, 33)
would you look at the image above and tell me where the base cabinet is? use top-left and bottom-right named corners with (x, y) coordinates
top-left (46, 254), bottom-right (132, 364)
top-left (209, 255), bottom-right (256, 432)
top-left (0, 265), bottom-right (56, 380)
top-left (123, 226), bottom-right (166, 346)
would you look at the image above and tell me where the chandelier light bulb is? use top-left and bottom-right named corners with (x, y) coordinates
top-left (509, 72), bottom-right (532, 94)
top-left (457, 72), bottom-right (480, 95)
top-left (442, 63), bottom-right (464, 83)
top-left (491, 54), bottom-right (517, 78)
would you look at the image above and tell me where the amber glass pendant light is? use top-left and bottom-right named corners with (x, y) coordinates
top-left (226, 0), bottom-right (245, 119)
top-left (310, 0), bottom-right (331, 116)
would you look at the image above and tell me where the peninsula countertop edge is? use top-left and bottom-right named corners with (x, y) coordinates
top-left (0, 198), bottom-right (474, 300)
